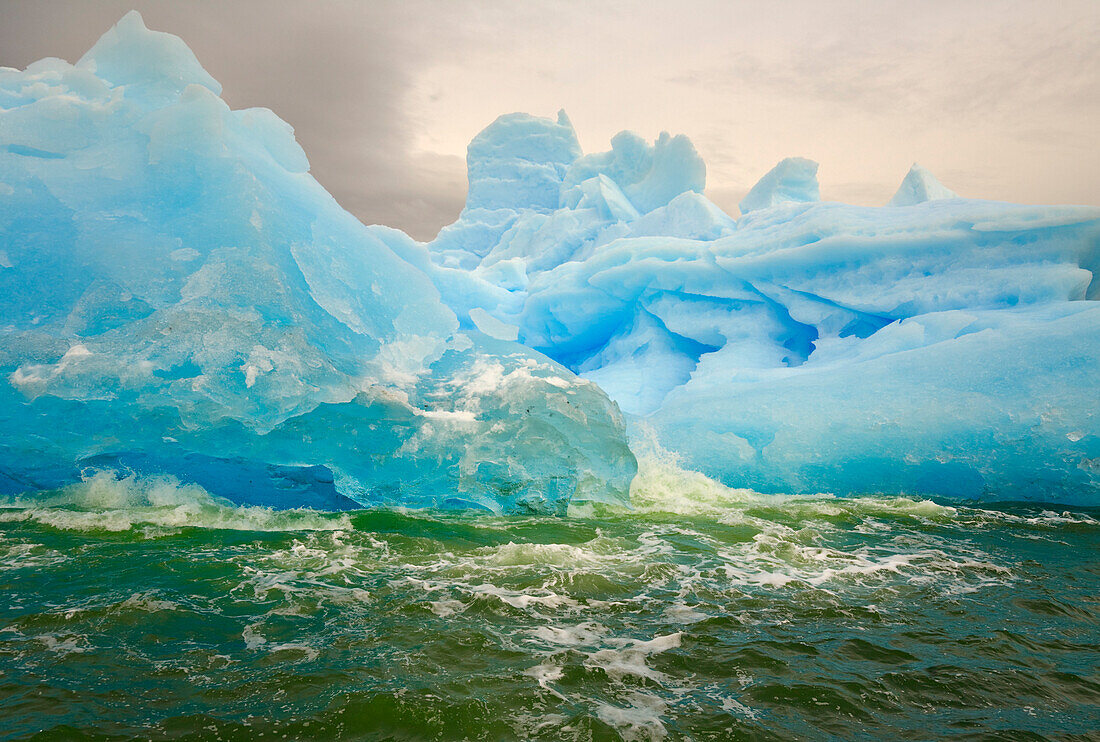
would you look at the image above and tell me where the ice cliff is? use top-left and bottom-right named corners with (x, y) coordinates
top-left (2, 13), bottom-right (1098, 509)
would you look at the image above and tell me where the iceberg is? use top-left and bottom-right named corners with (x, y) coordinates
top-left (425, 115), bottom-right (1100, 505)
top-left (2, 12), bottom-right (1097, 510)
top-left (0, 12), bottom-right (636, 514)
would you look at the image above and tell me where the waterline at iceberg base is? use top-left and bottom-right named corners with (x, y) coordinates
top-left (2, 12), bottom-right (1100, 742)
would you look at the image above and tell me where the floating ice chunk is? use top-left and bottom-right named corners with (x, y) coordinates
top-left (480, 208), bottom-right (612, 275)
top-left (561, 130), bottom-right (651, 198)
top-left (428, 114), bottom-right (707, 285)
top-left (739, 157), bottom-right (820, 214)
top-left (235, 107), bottom-right (310, 174)
top-left (514, 192), bottom-right (1100, 503)
top-left (560, 174), bottom-right (640, 222)
top-left (579, 309), bottom-right (706, 416)
top-left (475, 257), bottom-right (528, 292)
top-left (428, 111), bottom-right (584, 269)
top-left (652, 304), bottom-right (1100, 504)
top-left (889, 163), bottom-right (958, 206)
top-left (431, 208), bottom-right (521, 268)
top-left (622, 132), bottom-right (706, 213)
top-left (4, 11), bottom-right (1098, 509)
top-left (627, 191), bottom-right (735, 241)
top-left (469, 307), bottom-right (519, 341)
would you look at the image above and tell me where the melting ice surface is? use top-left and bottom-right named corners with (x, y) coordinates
top-left (1, 12), bottom-right (1098, 512)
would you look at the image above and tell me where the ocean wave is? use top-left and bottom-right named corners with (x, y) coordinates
top-left (572, 444), bottom-right (958, 523)
top-left (0, 470), bottom-right (353, 533)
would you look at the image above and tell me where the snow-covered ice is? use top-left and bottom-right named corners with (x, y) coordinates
top-left (738, 157), bottom-right (820, 214)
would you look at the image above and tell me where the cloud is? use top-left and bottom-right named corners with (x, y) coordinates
top-left (654, 2), bottom-right (1099, 204)
top-left (668, 14), bottom-right (1100, 125)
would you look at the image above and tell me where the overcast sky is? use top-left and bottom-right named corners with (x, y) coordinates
top-left (2, 0), bottom-right (1098, 239)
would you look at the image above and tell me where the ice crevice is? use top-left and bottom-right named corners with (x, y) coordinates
top-left (1, 11), bottom-right (1098, 510)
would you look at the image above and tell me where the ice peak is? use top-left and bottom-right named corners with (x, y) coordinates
top-left (889, 163), bottom-right (958, 206)
top-left (739, 157), bottom-right (820, 214)
top-left (559, 129), bottom-right (705, 215)
top-left (463, 112), bottom-right (582, 212)
top-left (77, 10), bottom-right (222, 99)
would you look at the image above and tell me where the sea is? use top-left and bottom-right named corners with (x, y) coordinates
top-left (1, 457), bottom-right (1098, 741)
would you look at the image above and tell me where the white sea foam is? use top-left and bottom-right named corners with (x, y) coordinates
top-left (429, 599), bottom-right (467, 617)
top-left (37, 633), bottom-right (90, 655)
top-left (596, 692), bottom-right (670, 742)
top-left (118, 592), bottom-right (180, 613)
top-left (529, 622), bottom-right (608, 646)
top-left (576, 443), bottom-right (958, 523)
top-left (523, 660), bottom-right (566, 696)
top-left (0, 540), bottom-right (67, 569)
top-left (584, 632), bottom-right (681, 684)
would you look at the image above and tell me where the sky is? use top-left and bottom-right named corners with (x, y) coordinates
top-left (1, 0), bottom-right (1097, 240)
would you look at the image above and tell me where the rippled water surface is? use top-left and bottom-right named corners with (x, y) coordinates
top-left (1, 463), bottom-right (1098, 741)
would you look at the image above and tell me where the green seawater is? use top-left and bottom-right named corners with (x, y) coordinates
top-left (1, 463), bottom-right (1098, 741)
